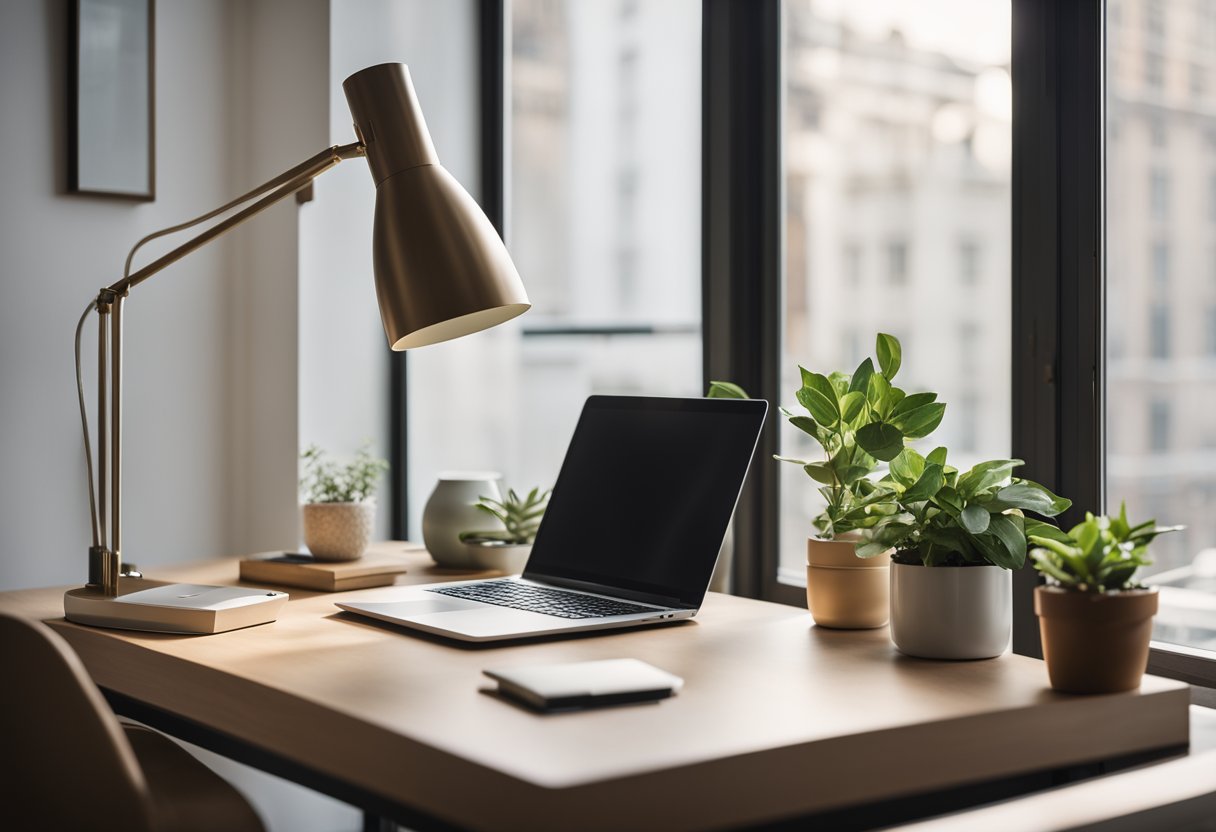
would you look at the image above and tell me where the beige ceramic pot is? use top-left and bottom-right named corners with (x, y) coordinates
top-left (1035, 586), bottom-right (1158, 693)
top-left (302, 502), bottom-right (375, 561)
top-left (806, 535), bottom-right (890, 629)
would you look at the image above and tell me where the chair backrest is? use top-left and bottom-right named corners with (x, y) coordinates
top-left (0, 612), bottom-right (155, 831)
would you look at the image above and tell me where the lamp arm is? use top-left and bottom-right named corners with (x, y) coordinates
top-left (108, 141), bottom-right (365, 297)
top-left (85, 140), bottom-right (365, 595)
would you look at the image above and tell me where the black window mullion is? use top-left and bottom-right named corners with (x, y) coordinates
top-left (1011, 0), bottom-right (1104, 658)
top-left (702, 0), bottom-right (785, 601)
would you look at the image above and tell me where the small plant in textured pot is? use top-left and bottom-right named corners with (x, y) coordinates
top-left (461, 486), bottom-right (550, 574)
top-left (1030, 504), bottom-right (1182, 693)
top-left (864, 452), bottom-right (1071, 658)
top-left (300, 445), bottom-right (388, 561)
top-left (778, 334), bottom-right (946, 629)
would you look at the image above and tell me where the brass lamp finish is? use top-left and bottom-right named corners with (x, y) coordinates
top-left (79, 63), bottom-right (529, 602)
top-left (343, 63), bottom-right (530, 350)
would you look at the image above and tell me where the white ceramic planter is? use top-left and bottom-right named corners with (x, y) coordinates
top-left (889, 561), bottom-right (1011, 659)
top-left (422, 472), bottom-right (502, 568)
top-left (302, 502), bottom-right (375, 562)
top-left (466, 541), bottom-right (532, 574)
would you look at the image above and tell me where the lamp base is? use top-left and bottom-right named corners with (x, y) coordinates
top-left (64, 578), bottom-right (288, 634)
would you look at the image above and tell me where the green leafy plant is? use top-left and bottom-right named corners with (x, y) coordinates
top-left (707, 381), bottom-right (749, 399)
top-left (777, 334), bottom-right (946, 538)
top-left (300, 445), bottom-right (388, 503)
top-left (461, 486), bottom-right (551, 545)
top-left (860, 450), bottom-right (1071, 569)
top-left (1029, 503), bottom-right (1182, 592)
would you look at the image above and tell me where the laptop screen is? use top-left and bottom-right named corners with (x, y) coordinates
top-left (523, 395), bottom-right (768, 609)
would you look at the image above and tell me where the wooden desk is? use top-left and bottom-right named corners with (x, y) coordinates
top-left (0, 543), bottom-right (1192, 831)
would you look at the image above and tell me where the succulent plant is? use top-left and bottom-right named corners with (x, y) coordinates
top-left (462, 486), bottom-right (551, 545)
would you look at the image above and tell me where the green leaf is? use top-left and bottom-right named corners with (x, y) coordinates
top-left (856, 422), bottom-right (904, 462)
top-left (849, 358), bottom-right (875, 395)
top-left (854, 541), bottom-right (890, 559)
top-left (890, 402), bottom-right (946, 439)
top-left (839, 390), bottom-right (866, 423)
top-left (956, 459), bottom-right (1022, 499)
top-left (892, 391), bottom-right (937, 417)
top-left (902, 463), bottom-right (945, 503)
top-left (803, 462), bottom-right (836, 485)
top-left (876, 333), bottom-right (902, 380)
top-left (960, 504), bottom-right (991, 534)
top-left (889, 448), bottom-right (926, 487)
top-left (836, 465), bottom-right (871, 487)
top-left (786, 415), bottom-right (819, 437)
top-left (926, 446), bottom-right (948, 467)
top-left (1023, 519), bottom-right (1070, 544)
top-left (987, 513), bottom-right (1028, 569)
top-left (707, 380), bottom-right (749, 399)
top-left (990, 480), bottom-right (1071, 517)
top-left (932, 485), bottom-right (964, 516)
top-left (802, 370), bottom-right (838, 405)
top-left (867, 373), bottom-right (892, 409)
top-left (797, 386), bottom-right (838, 427)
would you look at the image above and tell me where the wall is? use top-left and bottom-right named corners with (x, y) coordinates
top-left (0, 0), bottom-right (245, 589)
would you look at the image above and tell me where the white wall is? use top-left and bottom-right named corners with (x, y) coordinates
top-left (0, 0), bottom-right (245, 589)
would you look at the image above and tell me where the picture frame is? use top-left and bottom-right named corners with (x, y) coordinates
top-left (69, 0), bottom-right (155, 200)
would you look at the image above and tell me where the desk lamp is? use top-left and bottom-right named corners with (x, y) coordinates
top-left (64, 63), bottom-right (530, 634)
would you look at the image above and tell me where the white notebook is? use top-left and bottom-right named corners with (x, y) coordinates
top-left (483, 658), bottom-right (683, 712)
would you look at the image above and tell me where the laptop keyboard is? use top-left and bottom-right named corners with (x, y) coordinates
top-left (427, 580), bottom-right (659, 619)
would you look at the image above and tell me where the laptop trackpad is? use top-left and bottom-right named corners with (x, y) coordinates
top-left (351, 597), bottom-right (483, 616)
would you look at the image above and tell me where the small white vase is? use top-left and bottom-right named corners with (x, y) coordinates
top-left (302, 502), bottom-right (375, 561)
top-left (422, 472), bottom-right (502, 568)
top-left (889, 561), bottom-right (1011, 659)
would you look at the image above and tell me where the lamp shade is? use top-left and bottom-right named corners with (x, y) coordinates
top-left (342, 63), bottom-right (530, 350)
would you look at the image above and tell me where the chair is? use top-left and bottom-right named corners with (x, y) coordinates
top-left (0, 612), bottom-right (264, 832)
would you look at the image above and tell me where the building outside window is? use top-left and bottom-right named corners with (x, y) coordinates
top-left (406, 0), bottom-right (701, 537)
top-left (778, 0), bottom-right (1011, 583)
top-left (1108, 0), bottom-right (1216, 652)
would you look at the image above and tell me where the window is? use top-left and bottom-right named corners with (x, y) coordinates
top-left (1149, 304), bottom-right (1170, 358)
top-left (1151, 241), bottom-right (1168, 285)
top-left (959, 238), bottom-right (981, 285)
top-left (777, 0), bottom-right (1011, 585)
top-left (406, 0), bottom-right (702, 536)
top-left (887, 241), bottom-right (909, 285)
top-left (1150, 168), bottom-right (1169, 220)
top-left (1108, 0), bottom-right (1216, 654)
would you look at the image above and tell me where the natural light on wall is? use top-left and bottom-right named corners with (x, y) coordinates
top-left (778, 0), bottom-right (1012, 583)
top-left (407, 0), bottom-right (702, 538)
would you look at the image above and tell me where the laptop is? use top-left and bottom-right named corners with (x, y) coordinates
top-left (336, 394), bottom-right (767, 642)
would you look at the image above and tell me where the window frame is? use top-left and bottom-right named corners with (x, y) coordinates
top-left (395, 0), bottom-right (1216, 690)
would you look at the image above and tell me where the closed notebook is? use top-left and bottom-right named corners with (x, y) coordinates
top-left (239, 552), bottom-right (412, 592)
top-left (484, 658), bottom-right (683, 711)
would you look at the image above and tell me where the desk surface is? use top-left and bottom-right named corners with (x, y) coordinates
top-left (0, 543), bottom-right (1191, 831)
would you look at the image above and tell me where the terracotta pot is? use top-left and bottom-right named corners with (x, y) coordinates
top-left (1035, 586), bottom-right (1158, 693)
top-left (806, 536), bottom-right (889, 629)
top-left (302, 502), bottom-right (375, 561)
top-left (890, 561), bottom-right (1010, 659)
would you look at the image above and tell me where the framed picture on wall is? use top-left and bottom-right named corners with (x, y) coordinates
top-left (69, 0), bottom-right (155, 200)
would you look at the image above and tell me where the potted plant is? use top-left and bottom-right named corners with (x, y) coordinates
top-left (299, 445), bottom-right (388, 561)
top-left (461, 486), bottom-right (550, 574)
top-left (862, 452), bottom-right (1070, 658)
top-left (777, 333), bottom-right (947, 628)
top-left (1030, 504), bottom-right (1181, 693)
